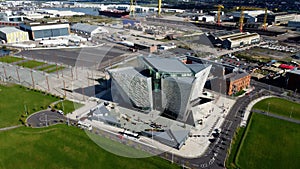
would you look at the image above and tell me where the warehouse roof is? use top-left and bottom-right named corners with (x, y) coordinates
top-left (71, 23), bottom-right (100, 34)
top-left (0, 27), bottom-right (24, 34)
top-left (229, 33), bottom-right (259, 41)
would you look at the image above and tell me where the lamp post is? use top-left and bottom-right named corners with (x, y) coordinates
top-left (267, 102), bottom-right (270, 115)
top-left (30, 70), bottom-right (35, 89)
top-left (290, 106), bottom-right (294, 118)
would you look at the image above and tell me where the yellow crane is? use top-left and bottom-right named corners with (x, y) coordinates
top-left (130, 0), bottom-right (136, 17)
top-left (215, 4), bottom-right (224, 26)
top-left (158, 0), bottom-right (162, 16)
top-left (236, 6), bottom-right (268, 32)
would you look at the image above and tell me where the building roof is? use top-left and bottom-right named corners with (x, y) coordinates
top-left (0, 27), bottom-right (24, 34)
top-left (229, 33), bottom-right (259, 41)
top-left (209, 30), bottom-right (240, 39)
top-left (143, 57), bottom-right (192, 74)
top-left (225, 71), bottom-right (249, 82)
top-left (108, 67), bottom-right (146, 78)
top-left (185, 64), bottom-right (209, 74)
top-left (142, 128), bottom-right (189, 149)
top-left (71, 23), bottom-right (100, 34)
top-left (279, 64), bottom-right (295, 70)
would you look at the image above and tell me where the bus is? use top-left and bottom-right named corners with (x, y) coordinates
top-left (77, 121), bottom-right (92, 131)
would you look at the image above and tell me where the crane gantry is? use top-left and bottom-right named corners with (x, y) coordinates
top-left (236, 6), bottom-right (268, 32)
top-left (130, 0), bottom-right (136, 17)
top-left (158, 0), bottom-right (162, 16)
top-left (215, 4), bottom-right (224, 26)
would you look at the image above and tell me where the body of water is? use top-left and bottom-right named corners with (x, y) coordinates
top-left (45, 7), bottom-right (99, 16)
top-left (0, 49), bottom-right (10, 56)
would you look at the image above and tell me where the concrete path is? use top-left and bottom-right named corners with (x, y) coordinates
top-left (242, 95), bottom-right (273, 126)
top-left (252, 109), bottom-right (300, 124)
top-left (0, 125), bottom-right (22, 131)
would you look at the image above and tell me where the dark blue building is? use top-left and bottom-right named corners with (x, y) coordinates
top-left (20, 22), bottom-right (70, 40)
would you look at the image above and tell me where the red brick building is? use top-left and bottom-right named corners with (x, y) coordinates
top-left (225, 71), bottom-right (251, 95)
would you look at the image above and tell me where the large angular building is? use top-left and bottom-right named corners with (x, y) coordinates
top-left (20, 22), bottom-right (70, 40)
top-left (108, 56), bottom-right (211, 124)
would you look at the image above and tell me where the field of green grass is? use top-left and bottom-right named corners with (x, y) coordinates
top-left (0, 125), bottom-right (179, 169)
top-left (235, 113), bottom-right (300, 169)
top-left (17, 60), bottom-right (46, 69)
top-left (253, 97), bottom-right (300, 120)
top-left (0, 56), bottom-right (23, 63)
top-left (54, 100), bottom-right (83, 114)
top-left (46, 66), bottom-right (65, 73)
top-left (225, 127), bottom-right (246, 169)
top-left (0, 84), bottom-right (59, 128)
top-left (38, 65), bottom-right (56, 71)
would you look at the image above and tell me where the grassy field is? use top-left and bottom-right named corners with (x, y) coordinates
top-left (253, 97), bottom-right (300, 120)
top-left (235, 47), bottom-right (293, 63)
top-left (17, 60), bottom-right (46, 69)
top-left (235, 113), bottom-right (300, 169)
top-left (0, 84), bottom-right (59, 128)
top-left (54, 100), bottom-right (83, 114)
top-left (38, 64), bottom-right (56, 71)
top-left (0, 125), bottom-right (179, 169)
top-left (0, 56), bottom-right (23, 63)
top-left (225, 127), bottom-right (246, 169)
top-left (46, 66), bottom-right (65, 73)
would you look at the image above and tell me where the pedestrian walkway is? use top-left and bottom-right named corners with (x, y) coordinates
top-left (241, 95), bottom-right (273, 126)
top-left (0, 125), bottom-right (22, 132)
top-left (252, 109), bottom-right (300, 124)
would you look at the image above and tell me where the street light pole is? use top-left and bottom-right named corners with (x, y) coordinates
top-left (267, 102), bottom-right (270, 115)
top-left (290, 106), bottom-right (294, 118)
top-left (16, 67), bottom-right (20, 82)
top-left (30, 70), bottom-right (35, 89)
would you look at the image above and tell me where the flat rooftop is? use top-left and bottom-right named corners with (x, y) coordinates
top-left (0, 27), bottom-right (24, 34)
top-left (229, 33), bottom-right (259, 41)
top-left (143, 57), bottom-right (192, 74)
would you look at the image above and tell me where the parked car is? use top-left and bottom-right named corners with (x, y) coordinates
top-left (57, 110), bottom-right (64, 115)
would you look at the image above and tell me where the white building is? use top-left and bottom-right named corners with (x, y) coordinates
top-left (0, 27), bottom-right (29, 43)
top-left (71, 23), bottom-right (109, 37)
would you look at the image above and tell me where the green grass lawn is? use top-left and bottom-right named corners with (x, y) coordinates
top-left (0, 84), bottom-right (59, 128)
top-left (38, 65), bottom-right (56, 71)
top-left (253, 97), bottom-right (300, 120)
top-left (54, 100), bottom-right (83, 114)
top-left (46, 66), bottom-right (65, 73)
top-left (0, 56), bottom-right (23, 63)
top-left (235, 113), bottom-right (300, 169)
top-left (0, 125), bottom-right (179, 169)
top-left (17, 60), bottom-right (46, 69)
top-left (225, 127), bottom-right (246, 169)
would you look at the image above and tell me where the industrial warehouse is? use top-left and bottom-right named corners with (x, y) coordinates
top-left (20, 21), bottom-right (70, 40)
top-left (0, 27), bottom-right (29, 43)
top-left (70, 23), bottom-right (109, 37)
top-left (207, 30), bottom-right (260, 49)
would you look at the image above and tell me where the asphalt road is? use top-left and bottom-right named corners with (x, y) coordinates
top-left (27, 110), bottom-right (65, 128)
top-left (17, 45), bottom-right (128, 70)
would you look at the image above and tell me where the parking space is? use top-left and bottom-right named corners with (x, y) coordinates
top-left (17, 45), bottom-right (128, 69)
top-left (27, 110), bottom-right (65, 128)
